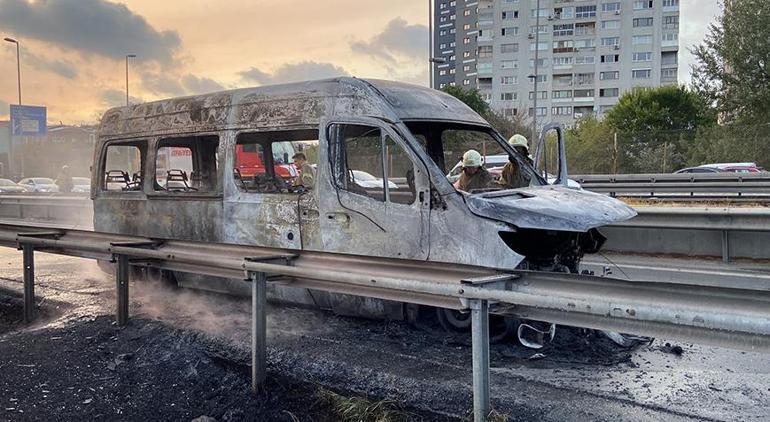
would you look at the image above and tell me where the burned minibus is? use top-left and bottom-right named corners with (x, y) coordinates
top-left (94, 78), bottom-right (635, 342)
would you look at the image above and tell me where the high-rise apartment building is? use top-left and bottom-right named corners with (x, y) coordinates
top-left (431, 0), bottom-right (680, 127)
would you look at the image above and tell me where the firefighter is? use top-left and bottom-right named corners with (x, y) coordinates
top-left (292, 152), bottom-right (315, 189)
top-left (499, 134), bottom-right (532, 189)
top-left (454, 149), bottom-right (495, 193)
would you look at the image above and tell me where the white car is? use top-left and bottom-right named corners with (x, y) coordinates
top-left (351, 170), bottom-right (398, 189)
top-left (0, 179), bottom-right (29, 193)
top-left (447, 154), bottom-right (582, 189)
top-left (18, 178), bottom-right (60, 193)
top-left (71, 177), bottom-right (91, 193)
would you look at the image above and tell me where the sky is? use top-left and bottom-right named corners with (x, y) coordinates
top-left (0, 0), bottom-right (722, 125)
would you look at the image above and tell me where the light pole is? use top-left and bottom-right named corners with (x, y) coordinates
top-left (532, 0), bottom-right (541, 146)
top-left (428, 1), bottom-right (447, 89)
top-left (125, 54), bottom-right (136, 106)
top-left (428, 0), bottom-right (434, 89)
top-left (4, 37), bottom-right (21, 179)
top-left (4, 37), bottom-right (21, 105)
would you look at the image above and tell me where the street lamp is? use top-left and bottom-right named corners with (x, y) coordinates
top-left (125, 54), bottom-right (136, 106)
top-left (532, 0), bottom-right (542, 146)
top-left (428, 0), bottom-right (434, 89)
top-left (4, 37), bottom-right (21, 105)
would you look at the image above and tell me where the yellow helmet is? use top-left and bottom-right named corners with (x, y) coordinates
top-left (462, 149), bottom-right (483, 168)
top-left (508, 134), bottom-right (529, 151)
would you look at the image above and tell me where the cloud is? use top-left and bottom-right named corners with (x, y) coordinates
top-left (24, 51), bottom-right (77, 79)
top-left (240, 61), bottom-right (349, 85)
top-left (141, 71), bottom-right (226, 97)
top-left (142, 72), bottom-right (185, 96)
top-left (350, 17), bottom-right (428, 63)
top-left (0, 0), bottom-right (181, 65)
top-left (100, 89), bottom-right (142, 108)
top-left (181, 75), bottom-right (225, 94)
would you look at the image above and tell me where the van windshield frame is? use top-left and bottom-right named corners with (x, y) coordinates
top-left (402, 121), bottom-right (546, 190)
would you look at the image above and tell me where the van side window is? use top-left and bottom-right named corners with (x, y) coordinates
top-left (234, 129), bottom-right (317, 193)
top-left (332, 124), bottom-right (385, 202)
top-left (331, 124), bottom-right (416, 205)
top-left (103, 143), bottom-right (144, 192)
top-left (154, 135), bottom-right (218, 192)
top-left (385, 136), bottom-right (416, 204)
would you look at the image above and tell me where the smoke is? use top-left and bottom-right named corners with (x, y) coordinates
top-left (129, 276), bottom-right (333, 348)
top-left (131, 279), bottom-right (253, 346)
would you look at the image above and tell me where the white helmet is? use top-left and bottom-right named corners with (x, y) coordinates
top-left (462, 149), bottom-right (483, 168)
top-left (508, 134), bottom-right (529, 151)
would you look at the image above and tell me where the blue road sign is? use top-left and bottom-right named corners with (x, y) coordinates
top-left (10, 105), bottom-right (47, 136)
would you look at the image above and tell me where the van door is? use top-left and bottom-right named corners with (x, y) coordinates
top-left (224, 128), bottom-right (317, 250)
top-left (317, 119), bottom-right (431, 260)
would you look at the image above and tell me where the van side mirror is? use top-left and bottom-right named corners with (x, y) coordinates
top-left (531, 124), bottom-right (568, 186)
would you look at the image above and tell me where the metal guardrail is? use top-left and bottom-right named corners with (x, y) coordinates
top-left (575, 172), bottom-right (770, 200)
top-left (604, 207), bottom-right (770, 262)
top-left (2, 221), bottom-right (770, 421)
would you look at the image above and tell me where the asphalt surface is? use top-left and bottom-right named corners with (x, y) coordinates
top-left (0, 248), bottom-right (768, 421)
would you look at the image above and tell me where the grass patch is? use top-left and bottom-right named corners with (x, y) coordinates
top-left (315, 387), bottom-right (418, 422)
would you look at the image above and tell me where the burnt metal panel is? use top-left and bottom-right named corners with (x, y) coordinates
top-left (466, 186), bottom-right (638, 233)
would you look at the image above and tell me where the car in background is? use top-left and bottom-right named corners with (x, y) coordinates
top-left (71, 177), bottom-right (91, 193)
top-left (699, 162), bottom-right (765, 173)
top-left (350, 170), bottom-right (398, 189)
top-left (447, 155), bottom-right (582, 189)
top-left (18, 177), bottom-right (59, 193)
top-left (0, 178), bottom-right (29, 193)
top-left (674, 166), bottom-right (722, 174)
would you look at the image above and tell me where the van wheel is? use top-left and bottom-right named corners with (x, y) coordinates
top-left (138, 267), bottom-right (177, 286)
top-left (436, 308), bottom-right (517, 343)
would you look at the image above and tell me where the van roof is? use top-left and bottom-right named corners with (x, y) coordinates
top-left (98, 77), bottom-right (488, 139)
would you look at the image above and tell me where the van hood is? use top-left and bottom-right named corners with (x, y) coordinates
top-left (465, 186), bottom-right (637, 232)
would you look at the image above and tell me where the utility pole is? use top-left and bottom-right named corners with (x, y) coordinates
top-left (613, 133), bottom-right (618, 174)
top-left (125, 54), bottom-right (136, 106)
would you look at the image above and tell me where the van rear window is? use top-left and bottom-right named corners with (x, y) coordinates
top-left (103, 143), bottom-right (144, 192)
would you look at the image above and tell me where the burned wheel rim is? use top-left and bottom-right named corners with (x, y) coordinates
top-left (436, 308), bottom-right (472, 331)
top-left (436, 309), bottom-right (518, 343)
top-left (138, 267), bottom-right (176, 286)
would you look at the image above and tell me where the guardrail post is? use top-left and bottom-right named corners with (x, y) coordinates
top-left (470, 299), bottom-right (490, 422)
top-left (115, 254), bottom-right (129, 326)
top-left (22, 244), bottom-right (35, 323)
top-left (251, 271), bottom-right (268, 391)
top-left (721, 230), bottom-right (730, 263)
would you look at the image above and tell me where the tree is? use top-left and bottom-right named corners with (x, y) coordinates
top-left (691, 0), bottom-right (770, 124)
top-left (440, 86), bottom-right (530, 139)
top-left (440, 86), bottom-right (489, 115)
top-left (604, 85), bottom-right (715, 172)
top-left (565, 116), bottom-right (617, 174)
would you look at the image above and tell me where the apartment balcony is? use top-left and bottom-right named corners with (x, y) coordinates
top-left (574, 80), bottom-right (595, 88)
top-left (662, 39), bottom-right (679, 48)
top-left (663, 5), bottom-right (680, 12)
